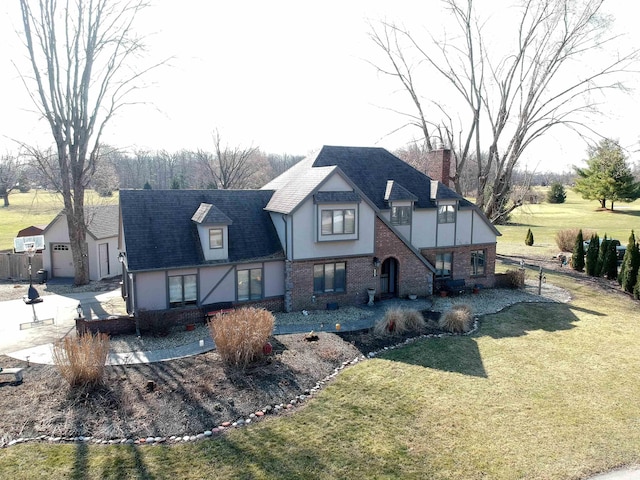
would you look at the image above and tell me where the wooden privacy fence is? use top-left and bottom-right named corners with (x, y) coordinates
top-left (0, 252), bottom-right (44, 281)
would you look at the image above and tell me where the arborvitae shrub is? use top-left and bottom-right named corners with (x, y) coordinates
top-left (572, 230), bottom-right (585, 271)
top-left (596, 235), bottom-right (610, 277)
top-left (619, 231), bottom-right (640, 293)
top-left (525, 228), bottom-right (534, 246)
top-left (586, 233), bottom-right (599, 276)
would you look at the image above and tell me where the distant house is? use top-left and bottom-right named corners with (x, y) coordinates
top-left (118, 146), bottom-right (499, 316)
top-left (42, 205), bottom-right (120, 280)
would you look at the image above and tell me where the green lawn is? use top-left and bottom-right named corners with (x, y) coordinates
top-left (0, 190), bottom-right (118, 251)
top-left (1, 265), bottom-right (639, 479)
top-left (497, 188), bottom-right (640, 259)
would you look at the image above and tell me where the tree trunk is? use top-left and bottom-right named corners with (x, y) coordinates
top-left (2, 194), bottom-right (8, 207)
top-left (600, 198), bottom-right (606, 208)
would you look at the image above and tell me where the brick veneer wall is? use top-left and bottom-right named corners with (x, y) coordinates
top-left (420, 242), bottom-right (496, 289)
top-left (289, 256), bottom-right (376, 311)
top-left (375, 218), bottom-right (434, 297)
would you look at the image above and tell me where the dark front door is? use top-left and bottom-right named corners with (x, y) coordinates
top-left (380, 258), bottom-right (398, 297)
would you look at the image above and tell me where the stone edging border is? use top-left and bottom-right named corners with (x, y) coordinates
top-left (3, 294), bottom-right (567, 448)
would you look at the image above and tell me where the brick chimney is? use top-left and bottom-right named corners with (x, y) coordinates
top-left (425, 149), bottom-right (452, 188)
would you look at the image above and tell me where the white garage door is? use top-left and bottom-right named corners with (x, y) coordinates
top-left (52, 243), bottom-right (74, 277)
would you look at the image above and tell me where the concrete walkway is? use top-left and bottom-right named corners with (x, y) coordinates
top-left (2, 287), bottom-right (430, 366)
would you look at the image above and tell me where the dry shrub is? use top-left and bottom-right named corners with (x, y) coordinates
top-left (208, 307), bottom-right (274, 369)
top-left (555, 229), bottom-right (594, 252)
top-left (439, 304), bottom-right (473, 333)
top-left (373, 308), bottom-right (426, 337)
top-left (505, 268), bottom-right (526, 289)
top-left (52, 333), bottom-right (110, 387)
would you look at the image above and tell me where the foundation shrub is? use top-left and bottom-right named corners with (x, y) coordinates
top-left (555, 228), bottom-right (594, 252)
top-left (505, 268), bottom-right (526, 289)
top-left (52, 333), bottom-right (111, 388)
top-left (439, 304), bottom-right (473, 333)
top-left (208, 307), bottom-right (274, 369)
top-left (373, 308), bottom-right (425, 337)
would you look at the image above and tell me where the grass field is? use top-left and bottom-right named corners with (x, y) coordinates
top-left (497, 188), bottom-right (640, 259)
top-left (0, 190), bottom-right (118, 251)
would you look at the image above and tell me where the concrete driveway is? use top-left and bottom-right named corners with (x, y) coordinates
top-left (0, 287), bottom-right (124, 362)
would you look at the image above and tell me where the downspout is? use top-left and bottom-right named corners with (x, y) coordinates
top-left (282, 214), bottom-right (293, 312)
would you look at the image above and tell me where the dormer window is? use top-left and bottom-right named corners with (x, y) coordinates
top-left (391, 206), bottom-right (411, 225)
top-left (209, 228), bottom-right (223, 249)
top-left (438, 205), bottom-right (456, 224)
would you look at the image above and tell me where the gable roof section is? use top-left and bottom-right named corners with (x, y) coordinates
top-left (384, 180), bottom-right (418, 202)
top-left (120, 190), bottom-right (283, 271)
top-left (264, 164), bottom-right (337, 214)
top-left (191, 203), bottom-right (233, 225)
top-left (311, 146), bottom-right (476, 210)
top-left (44, 205), bottom-right (119, 240)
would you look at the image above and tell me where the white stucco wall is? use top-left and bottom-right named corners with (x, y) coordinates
top-left (455, 210), bottom-right (473, 245)
top-left (264, 261), bottom-right (285, 297)
top-left (196, 224), bottom-right (229, 262)
top-left (135, 270), bottom-right (167, 310)
top-left (291, 198), bottom-right (375, 260)
top-left (199, 265), bottom-right (236, 305)
top-left (320, 174), bottom-right (352, 191)
top-left (411, 210), bottom-right (437, 248)
top-left (471, 210), bottom-right (498, 244)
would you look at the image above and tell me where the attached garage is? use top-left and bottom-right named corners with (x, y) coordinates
top-left (51, 243), bottom-right (74, 278)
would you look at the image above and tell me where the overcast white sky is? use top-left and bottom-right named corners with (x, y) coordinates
top-left (1, 0), bottom-right (639, 173)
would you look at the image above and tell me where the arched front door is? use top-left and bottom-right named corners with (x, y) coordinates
top-left (380, 258), bottom-right (398, 297)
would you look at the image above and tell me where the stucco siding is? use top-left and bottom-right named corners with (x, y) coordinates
top-left (199, 265), bottom-right (235, 305)
top-left (264, 261), bottom-right (285, 297)
top-left (292, 198), bottom-right (375, 260)
top-left (320, 174), bottom-right (352, 191)
top-left (135, 271), bottom-right (167, 310)
top-left (411, 210), bottom-right (437, 249)
top-left (456, 210), bottom-right (473, 245)
top-left (472, 210), bottom-right (498, 243)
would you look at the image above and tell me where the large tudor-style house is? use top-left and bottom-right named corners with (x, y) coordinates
top-left (118, 146), bottom-right (500, 316)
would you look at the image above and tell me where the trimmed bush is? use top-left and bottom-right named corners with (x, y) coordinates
top-left (546, 182), bottom-right (567, 203)
top-left (52, 333), bottom-right (110, 388)
top-left (208, 307), bottom-right (274, 369)
top-left (439, 304), bottom-right (473, 333)
top-left (572, 229), bottom-right (585, 272)
top-left (505, 268), bottom-right (526, 289)
top-left (603, 240), bottom-right (618, 280)
top-left (585, 233), bottom-right (600, 276)
top-left (373, 308), bottom-right (425, 337)
top-left (525, 228), bottom-right (534, 246)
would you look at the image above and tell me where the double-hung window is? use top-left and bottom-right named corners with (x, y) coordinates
top-left (321, 209), bottom-right (355, 235)
top-left (435, 253), bottom-right (452, 278)
top-left (437, 205), bottom-right (456, 224)
top-left (313, 262), bottom-right (346, 293)
top-left (237, 268), bottom-right (262, 301)
top-left (471, 250), bottom-right (486, 276)
top-left (169, 274), bottom-right (197, 307)
top-left (391, 206), bottom-right (411, 225)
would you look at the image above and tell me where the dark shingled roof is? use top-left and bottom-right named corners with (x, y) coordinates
top-left (384, 180), bottom-right (418, 202)
top-left (311, 146), bottom-right (473, 209)
top-left (191, 203), bottom-right (233, 225)
top-left (120, 190), bottom-right (283, 271)
top-left (45, 205), bottom-right (119, 240)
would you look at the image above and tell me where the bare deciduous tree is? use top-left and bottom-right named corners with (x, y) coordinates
top-left (0, 154), bottom-right (22, 207)
top-left (197, 130), bottom-right (260, 189)
top-left (17, 0), bottom-right (160, 284)
top-left (370, 0), bottom-right (639, 223)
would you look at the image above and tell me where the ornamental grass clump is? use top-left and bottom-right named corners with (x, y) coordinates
top-left (373, 308), bottom-right (425, 337)
top-left (52, 333), bottom-right (110, 388)
top-left (208, 307), bottom-right (274, 369)
top-left (505, 268), bottom-right (526, 289)
top-left (439, 304), bottom-right (473, 334)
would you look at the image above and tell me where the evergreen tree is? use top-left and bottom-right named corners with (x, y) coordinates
top-left (572, 229), bottom-right (585, 271)
top-left (619, 231), bottom-right (640, 293)
top-left (585, 233), bottom-right (599, 276)
top-left (546, 182), bottom-right (567, 203)
top-left (596, 234), bottom-right (609, 277)
top-left (143, 181), bottom-right (152, 190)
top-left (525, 228), bottom-right (534, 246)
top-left (604, 241), bottom-right (618, 280)
top-left (635, 273), bottom-right (640, 300)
